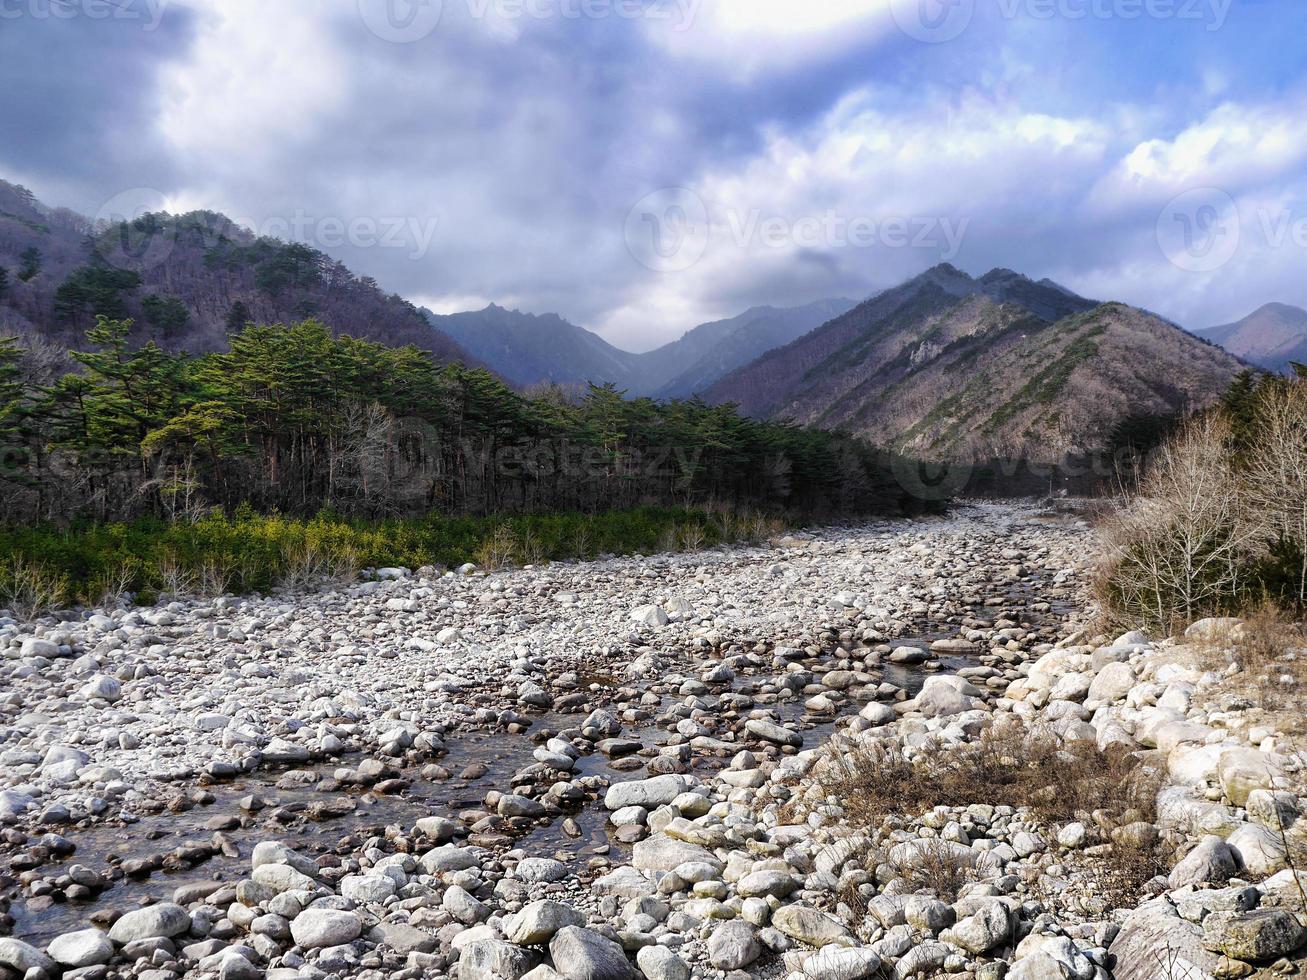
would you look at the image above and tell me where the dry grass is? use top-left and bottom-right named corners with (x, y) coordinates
top-left (817, 723), bottom-right (1162, 827)
top-left (812, 723), bottom-right (1168, 909)
top-left (0, 556), bottom-right (68, 621)
top-left (1190, 605), bottom-right (1307, 733)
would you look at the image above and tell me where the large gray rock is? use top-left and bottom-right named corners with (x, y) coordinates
top-left (631, 835), bottom-right (721, 873)
top-left (1087, 661), bottom-right (1136, 705)
top-left (458, 938), bottom-right (541, 980)
top-left (604, 775), bottom-right (689, 810)
top-left (1170, 836), bottom-right (1240, 889)
top-left (47, 929), bottom-right (114, 967)
top-left (505, 901), bottom-right (584, 945)
top-left (941, 899), bottom-right (1013, 954)
top-left (289, 909), bottom-right (362, 949)
top-left (548, 926), bottom-right (633, 980)
top-left (801, 946), bottom-right (883, 980)
top-left (108, 903), bottom-right (191, 944)
top-left (1227, 823), bottom-right (1288, 877)
top-left (251, 841), bottom-right (319, 877)
top-left (421, 845), bottom-right (481, 874)
top-left (745, 718), bottom-right (803, 747)
top-left (707, 920), bottom-right (760, 970)
top-left (0, 938), bottom-right (57, 977)
top-left (772, 905), bottom-right (852, 947)
top-left (1203, 909), bottom-right (1306, 963)
top-left (635, 945), bottom-right (689, 980)
top-left (1109, 898), bottom-right (1222, 980)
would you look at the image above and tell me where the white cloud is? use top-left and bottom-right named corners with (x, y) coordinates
top-left (158, 1), bottom-right (347, 170)
top-left (647, 0), bottom-right (898, 78)
top-left (596, 89), bottom-right (1112, 347)
top-left (1089, 97), bottom-right (1307, 212)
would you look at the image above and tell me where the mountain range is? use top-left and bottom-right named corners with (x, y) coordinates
top-left (0, 178), bottom-right (1286, 469)
top-left (424, 297), bottom-right (854, 397)
top-left (702, 264), bottom-right (1245, 463)
top-left (1197, 303), bottom-right (1307, 374)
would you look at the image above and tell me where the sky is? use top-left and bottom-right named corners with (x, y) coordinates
top-left (3, 0), bottom-right (1307, 351)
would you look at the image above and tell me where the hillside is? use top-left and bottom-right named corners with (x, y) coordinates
top-left (0, 180), bottom-right (473, 364)
top-left (705, 265), bottom-right (1244, 463)
top-left (423, 296), bottom-right (853, 396)
top-left (425, 304), bottom-right (640, 389)
top-left (1198, 302), bottom-right (1307, 373)
top-left (649, 298), bottom-right (855, 399)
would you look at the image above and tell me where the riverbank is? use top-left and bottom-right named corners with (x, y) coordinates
top-left (4, 500), bottom-right (1297, 980)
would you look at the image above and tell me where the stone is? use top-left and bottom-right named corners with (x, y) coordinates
top-left (47, 929), bottom-right (114, 968)
top-left (0, 938), bottom-right (57, 977)
top-left (1087, 661), bottom-right (1136, 705)
top-left (548, 926), bottom-right (634, 980)
top-left (1218, 748), bottom-right (1283, 807)
top-left (368, 921), bottom-right (438, 955)
top-left (738, 869), bottom-right (800, 898)
top-left (505, 901), bottom-right (585, 945)
top-left (1203, 910), bottom-right (1306, 963)
top-left (107, 903), bottom-right (191, 944)
top-left (630, 605), bottom-right (669, 628)
top-left (514, 857), bottom-right (568, 883)
top-left (604, 775), bottom-right (689, 810)
top-left (420, 845), bottom-right (481, 873)
top-left (631, 835), bottom-right (721, 873)
top-left (772, 905), bottom-right (852, 947)
top-left (1108, 904), bottom-right (1228, 980)
top-left (635, 945), bottom-right (689, 980)
top-left (801, 946), bottom-right (883, 980)
top-left (708, 920), bottom-right (760, 970)
top-left (1171, 836), bottom-right (1241, 889)
top-left (1227, 823), bottom-right (1287, 877)
top-left (941, 900), bottom-right (1013, 954)
top-left (289, 909), bottom-right (362, 949)
top-left (458, 939), bottom-right (541, 980)
top-left (745, 718), bottom-right (803, 747)
top-left (340, 873), bottom-right (396, 904)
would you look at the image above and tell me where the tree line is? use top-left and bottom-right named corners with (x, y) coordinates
top-left (0, 316), bottom-right (927, 525)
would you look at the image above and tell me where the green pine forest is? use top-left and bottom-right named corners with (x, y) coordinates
top-left (0, 317), bottom-right (928, 603)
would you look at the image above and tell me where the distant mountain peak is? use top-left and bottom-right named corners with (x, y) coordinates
top-left (1199, 302), bottom-right (1307, 374)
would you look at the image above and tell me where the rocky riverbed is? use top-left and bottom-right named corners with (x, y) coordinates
top-left (1, 500), bottom-right (1304, 980)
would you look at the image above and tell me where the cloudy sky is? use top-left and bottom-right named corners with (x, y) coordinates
top-left (3, 0), bottom-right (1306, 350)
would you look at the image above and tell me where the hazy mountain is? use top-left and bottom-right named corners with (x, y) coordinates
top-left (1198, 302), bottom-right (1307, 373)
top-left (649, 298), bottom-right (855, 399)
top-left (423, 296), bottom-right (854, 396)
top-left (424, 304), bottom-right (640, 389)
top-left (704, 264), bottom-right (1244, 463)
top-left (0, 180), bottom-right (474, 365)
